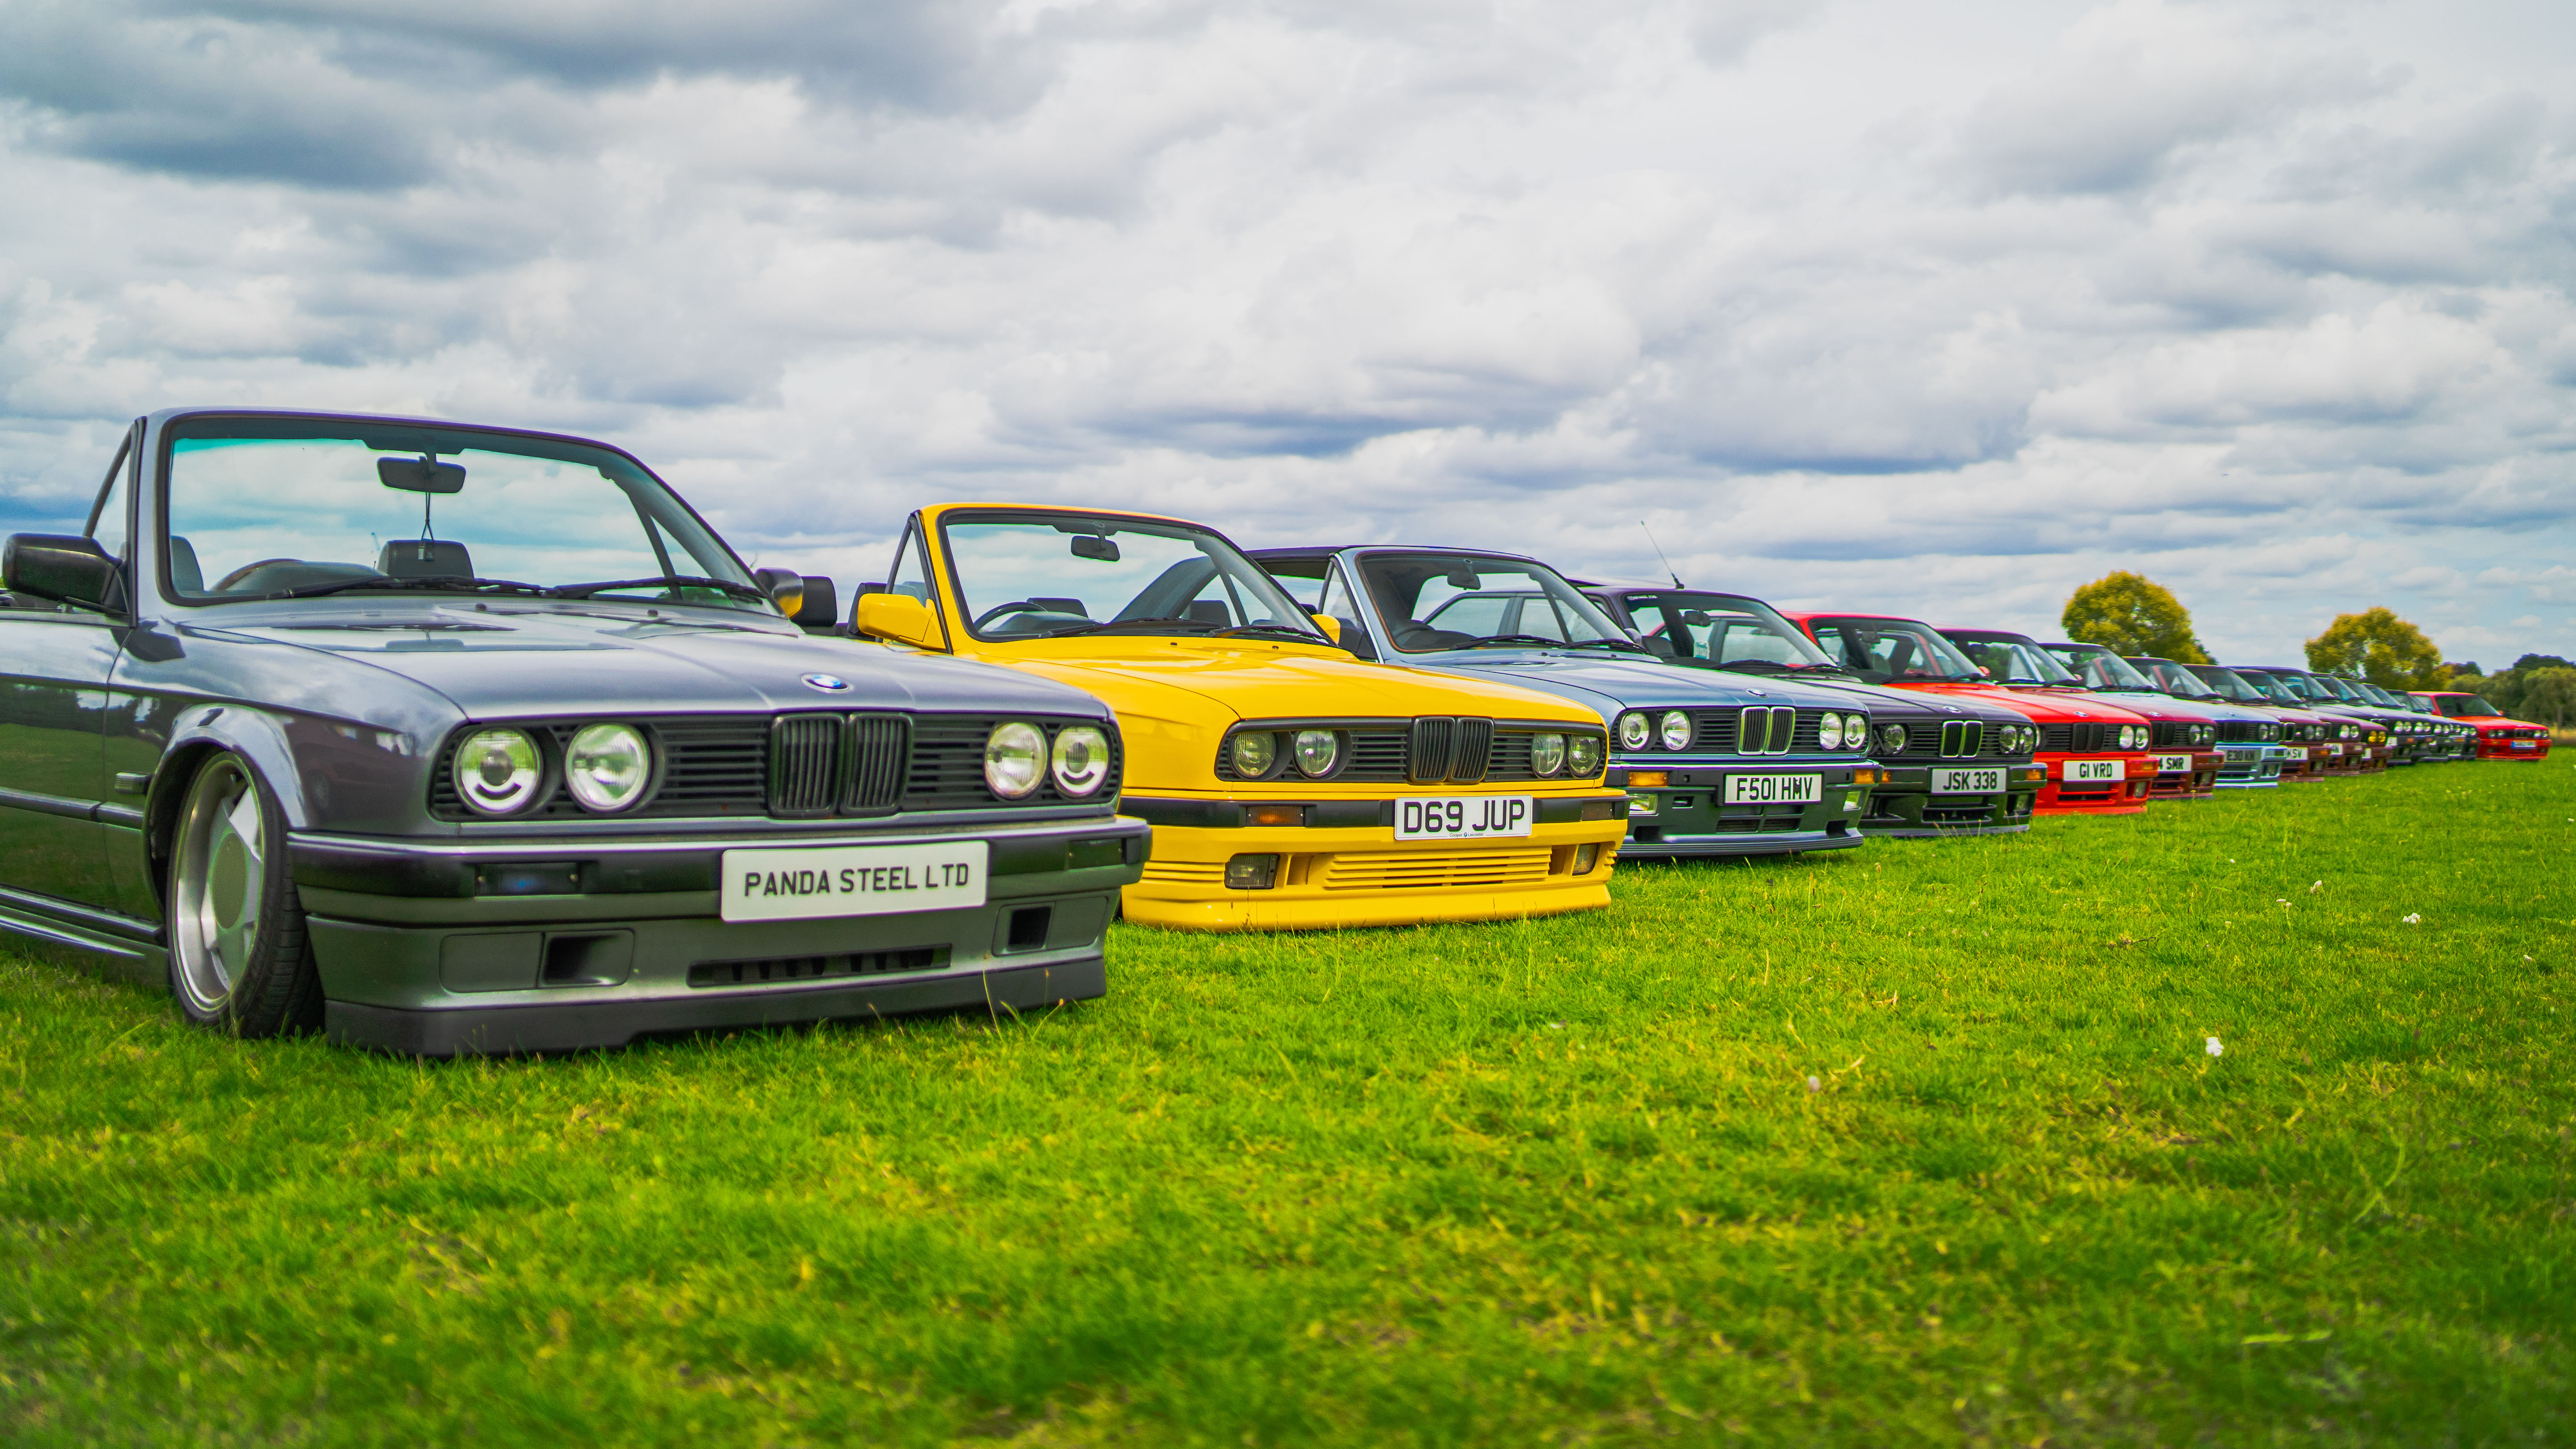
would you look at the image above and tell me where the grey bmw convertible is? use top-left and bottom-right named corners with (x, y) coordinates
top-left (0, 408), bottom-right (1144, 1055)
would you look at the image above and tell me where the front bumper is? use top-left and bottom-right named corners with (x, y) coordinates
top-left (2147, 749), bottom-right (2228, 800)
top-left (2479, 738), bottom-right (2553, 760)
top-left (1119, 793), bottom-right (1627, 930)
top-left (1859, 762), bottom-right (2045, 837)
top-left (289, 814), bottom-right (1149, 1055)
top-left (2034, 754), bottom-right (2155, 815)
top-left (1615, 763), bottom-right (1881, 857)
top-left (2214, 745), bottom-right (2288, 788)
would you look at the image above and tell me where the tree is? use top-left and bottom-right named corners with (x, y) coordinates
top-left (2509, 653), bottom-right (2573, 674)
top-left (2061, 572), bottom-right (2209, 663)
top-left (2518, 667), bottom-right (2576, 728)
top-left (2304, 607), bottom-right (2446, 689)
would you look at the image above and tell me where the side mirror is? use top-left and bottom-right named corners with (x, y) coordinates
top-left (1309, 613), bottom-right (1342, 646)
top-left (753, 567), bottom-right (803, 617)
top-left (854, 592), bottom-right (944, 650)
top-left (3, 534), bottom-right (123, 610)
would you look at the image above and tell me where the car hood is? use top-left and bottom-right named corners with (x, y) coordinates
top-left (1879, 681), bottom-right (2148, 726)
top-left (982, 642), bottom-right (1598, 729)
top-left (1404, 648), bottom-right (1859, 723)
top-left (213, 603), bottom-right (1107, 719)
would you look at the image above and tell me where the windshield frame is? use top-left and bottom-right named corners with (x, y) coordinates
top-left (934, 507), bottom-right (1329, 646)
top-left (149, 411), bottom-right (765, 614)
top-left (1943, 630), bottom-right (2083, 686)
top-left (1352, 549), bottom-right (1641, 655)
top-left (1802, 616), bottom-right (1989, 684)
top-left (1605, 589), bottom-right (1839, 669)
top-left (2043, 642), bottom-right (2161, 692)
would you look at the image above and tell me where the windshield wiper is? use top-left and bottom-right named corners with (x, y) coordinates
top-left (277, 574), bottom-right (551, 600)
top-left (1208, 622), bottom-right (1325, 641)
top-left (1040, 616), bottom-right (1221, 638)
top-left (1462, 634), bottom-right (1579, 649)
top-left (1557, 638), bottom-right (1648, 653)
top-left (547, 575), bottom-right (773, 602)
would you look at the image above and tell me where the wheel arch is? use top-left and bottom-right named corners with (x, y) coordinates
top-left (146, 708), bottom-right (309, 904)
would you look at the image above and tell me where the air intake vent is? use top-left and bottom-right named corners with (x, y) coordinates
top-left (769, 714), bottom-right (843, 817)
top-left (1410, 717), bottom-right (1457, 784)
top-left (844, 714), bottom-right (909, 811)
top-left (1736, 705), bottom-right (1795, 755)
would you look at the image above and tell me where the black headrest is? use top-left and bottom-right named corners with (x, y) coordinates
top-left (167, 536), bottom-right (205, 593)
top-left (378, 539), bottom-right (473, 580)
top-left (1186, 599), bottom-right (1230, 626)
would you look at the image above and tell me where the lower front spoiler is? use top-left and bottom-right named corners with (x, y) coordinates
top-left (326, 955), bottom-right (1103, 1056)
top-left (1618, 825), bottom-right (1864, 858)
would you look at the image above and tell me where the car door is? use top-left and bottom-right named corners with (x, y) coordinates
top-left (0, 429), bottom-right (136, 911)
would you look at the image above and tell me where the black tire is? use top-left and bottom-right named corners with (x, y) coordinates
top-left (166, 751), bottom-right (324, 1037)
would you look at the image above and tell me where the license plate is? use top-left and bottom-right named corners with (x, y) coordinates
top-left (2285, 746), bottom-right (2308, 760)
top-left (1395, 795), bottom-right (1534, 839)
top-left (2064, 758), bottom-right (2126, 782)
top-left (720, 840), bottom-right (988, 922)
top-left (2512, 741), bottom-right (2535, 749)
top-left (1930, 767), bottom-right (2003, 793)
top-left (2325, 744), bottom-right (2343, 755)
top-left (1724, 774), bottom-right (1823, 804)
top-left (2155, 753), bottom-right (2193, 774)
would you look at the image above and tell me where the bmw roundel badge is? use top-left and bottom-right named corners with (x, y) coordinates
top-left (802, 673), bottom-right (852, 693)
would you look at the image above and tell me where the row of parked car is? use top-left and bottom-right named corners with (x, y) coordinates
top-left (0, 410), bottom-right (2551, 1056)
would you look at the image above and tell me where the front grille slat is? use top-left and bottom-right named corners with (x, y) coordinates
top-left (845, 714), bottom-right (909, 812)
top-left (1410, 717), bottom-right (1456, 785)
top-left (769, 714), bottom-right (844, 819)
top-left (1449, 718), bottom-right (1493, 783)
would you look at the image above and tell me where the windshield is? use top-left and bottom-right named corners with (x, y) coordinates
top-left (1608, 590), bottom-right (1836, 670)
top-left (2044, 643), bottom-right (2158, 691)
top-left (1943, 632), bottom-right (2081, 686)
top-left (2435, 695), bottom-right (2497, 717)
top-left (2132, 658), bottom-right (2221, 698)
top-left (938, 512), bottom-right (1326, 643)
top-left (2257, 670), bottom-right (2326, 702)
top-left (160, 417), bottom-right (762, 608)
top-left (1354, 553), bottom-right (1639, 653)
top-left (1805, 617), bottom-right (1986, 683)
top-left (2186, 665), bottom-right (2273, 704)
top-left (2309, 673), bottom-right (2363, 703)
top-left (2232, 670), bottom-right (2305, 705)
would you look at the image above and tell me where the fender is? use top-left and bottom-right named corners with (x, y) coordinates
top-left (153, 704), bottom-right (311, 834)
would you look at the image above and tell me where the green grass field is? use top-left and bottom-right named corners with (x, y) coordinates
top-left (4, 764), bottom-right (2571, 1446)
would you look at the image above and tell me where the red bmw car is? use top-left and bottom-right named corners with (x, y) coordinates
top-left (2417, 690), bottom-right (2555, 761)
top-left (1939, 628), bottom-right (2227, 800)
top-left (1786, 613), bottom-right (2158, 815)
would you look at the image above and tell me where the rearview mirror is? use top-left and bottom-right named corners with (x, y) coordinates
top-left (753, 566), bottom-right (803, 617)
top-left (378, 457), bottom-right (466, 494)
top-left (3, 533), bottom-right (123, 610)
top-left (855, 592), bottom-right (944, 650)
top-left (1444, 566), bottom-right (1480, 589)
top-left (1070, 535), bottom-right (1120, 563)
top-left (1678, 609), bottom-right (1712, 627)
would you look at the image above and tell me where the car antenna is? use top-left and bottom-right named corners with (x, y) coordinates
top-left (1640, 521), bottom-right (1683, 588)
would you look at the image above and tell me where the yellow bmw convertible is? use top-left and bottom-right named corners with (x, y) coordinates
top-left (845, 504), bottom-right (1628, 931)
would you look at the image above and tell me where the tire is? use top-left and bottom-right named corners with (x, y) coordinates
top-left (167, 752), bottom-right (323, 1037)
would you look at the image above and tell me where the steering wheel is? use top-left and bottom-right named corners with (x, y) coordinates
top-left (973, 601), bottom-right (1053, 629)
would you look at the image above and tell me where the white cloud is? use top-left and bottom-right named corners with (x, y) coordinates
top-left (1, 0), bottom-right (2572, 665)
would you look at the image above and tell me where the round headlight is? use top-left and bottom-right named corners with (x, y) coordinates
top-left (1530, 732), bottom-right (1567, 776)
top-left (1844, 713), bottom-right (1870, 749)
top-left (1659, 710), bottom-right (1691, 750)
top-left (564, 723), bottom-right (650, 812)
top-left (985, 722), bottom-right (1045, 798)
top-left (453, 727), bottom-right (543, 815)
top-left (1292, 728), bottom-right (1339, 778)
top-left (1618, 712), bottom-right (1651, 750)
top-left (1231, 730), bottom-right (1279, 778)
top-left (1052, 724), bottom-right (1111, 796)
top-left (1877, 723), bottom-right (1908, 753)
top-left (1568, 734), bottom-right (1604, 776)
top-left (1818, 713), bottom-right (1843, 750)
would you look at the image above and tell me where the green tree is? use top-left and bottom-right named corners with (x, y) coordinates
top-left (2304, 607), bottom-right (2446, 688)
top-left (2061, 572), bottom-right (2209, 662)
top-left (2518, 667), bottom-right (2576, 728)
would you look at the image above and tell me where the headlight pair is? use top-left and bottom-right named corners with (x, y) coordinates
top-left (2112, 725), bottom-right (2145, 750)
top-left (1229, 727), bottom-right (1343, 780)
top-left (1998, 723), bottom-right (2037, 754)
top-left (987, 721), bottom-right (1113, 799)
top-left (453, 723), bottom-right (651, 816)
top-left (1816, 711), bottom-right (1869, 750)
top-left (1617, 710), bottom-right (1694, 751)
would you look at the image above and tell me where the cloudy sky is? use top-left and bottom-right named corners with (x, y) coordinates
top-left (4, 0), bottom-right (2572, 665)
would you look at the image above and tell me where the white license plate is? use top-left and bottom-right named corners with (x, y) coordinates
top-left (2511, 741), bottom-right (2535, 749)
top-left (1930, 767), bottom-right (2004, 793)
top-left (2064, 758), bottom-right (2126, 782)
top-left (720, 840), bottom-right (988, 922)
top-left (2324, 744), bottom-right (2344, 755)
top-left (1724, 774), bottom-right (1823, 805)
top-left (1395, 795), bottom-right (1534, 839)
top-left (2155, 753), bottom-right (2193, 774)
top-left (2285, 746), bottom-right (2309, 760)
